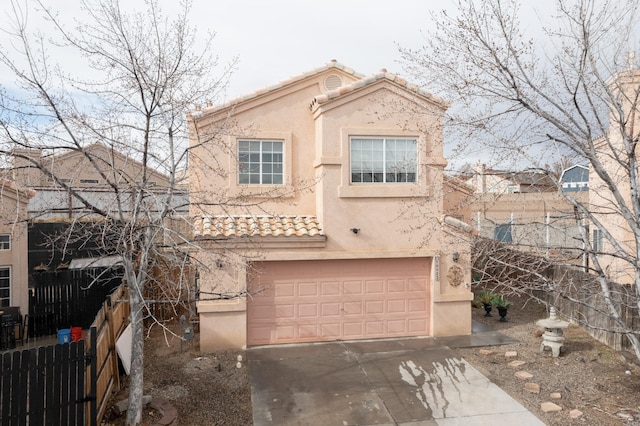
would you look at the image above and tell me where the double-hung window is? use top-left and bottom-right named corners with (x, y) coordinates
top-left (0, 268), bottom-right (9, 307)
top-left (350, 137), bottom-right (417, 183)
top-left (238, 140), bottom-right (284, 185)
top-left (593, 228), bottom-right (603, 253)
top-left (0, 235), bottom-right (9, 250)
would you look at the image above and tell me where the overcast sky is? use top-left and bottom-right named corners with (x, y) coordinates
top-left (0, 0), bottom-right (555, 102)
top-left (0, 0), bottom-right (566, 169)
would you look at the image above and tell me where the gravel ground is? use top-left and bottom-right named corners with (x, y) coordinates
top-left (455, 296), bottom-right (640, 425)
top-left (103, 300), bottom-right (640, 426)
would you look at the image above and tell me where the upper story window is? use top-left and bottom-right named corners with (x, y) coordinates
top-left (0, 235), bottom-right (9, 250)
top-left (593, 228), bottom-right (603, 253)
top-left (350, 137), bottom-right (417, 183)
top-left (0, 267), bottom-right (9, 307)
top-left (238, 140), bottom-right (284, 185)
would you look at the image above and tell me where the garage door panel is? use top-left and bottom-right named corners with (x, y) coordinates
top-left (387, 299), bottom-right (406, 313)
top-left (365, 280), bottom-right (384, 294)
top-left (366, 301), bottom-right (384, 314)
top-left (321, 323), bottom-right (341, 338)
top-left (298, 324), bottom-right (319, 339)
top-left (274, 325), bottom-right (295, 340)
top-left (387, 320), bottom-right (406, 333)
top-left (298, 282), bottom-right (318, 296)
top-left (275, 305), bottom-right (295, 318)
top-left (342, 322), bottom-right (363, 337)
top-left (275, 282), bottom-right (295, 297)
top-left (343, 281), bottom-right (363, 295)
top-left (321, 303), bottom-right (340, 316)
top-left (247, 258), bottom-right (430, 345)
top-left (321, 281), bottom-right (340, 295)
top-left (408, 318), bottom-right (428, 333)
top-left (343, 301), bottom-right (362, 315)
top-left (388, 280), bottom-right (405, 292)
top-left (298, 303), bottom-right (318, 318)
top-left (366, 321), bottom-right (384, 335)
top-left (408, 299), bottom-right (427, 312)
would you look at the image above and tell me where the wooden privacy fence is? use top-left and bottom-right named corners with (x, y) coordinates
top-left (0, 283), bottom-right (129, 425)
top-left (473, 238), bottom-right (639, 351)
top-left (88, 284), bottom-right (129, 425)
top-left (547, 265), bottom-right (640, 351)
top-left (29, 269), bottom-right (123, 338)
top-left (1, 336), bottom-right (91, 426)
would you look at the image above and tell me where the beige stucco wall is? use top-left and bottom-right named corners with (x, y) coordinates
top-left (589, 70), bottom-right (640, 284)
top-left (189, 66), bottom-right (473, 351)
top-left (0, 182), bottom-right (32, 315)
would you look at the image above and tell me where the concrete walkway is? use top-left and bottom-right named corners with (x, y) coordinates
top-left (248, 325), bottom-right (545, 425)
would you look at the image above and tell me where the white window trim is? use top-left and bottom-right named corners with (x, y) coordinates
top-left (238, 139), bottom-right (285, 185)
top-left (0, 266), bottom-right (10, 307)
top-left (338, 128), bottom-right (430, 198)
top-left (0, 235), bottom-right (10, 251)
top-left (227, 131), bottom-right (294, 198)
top-left (349, 137), bottom-right (418, 184)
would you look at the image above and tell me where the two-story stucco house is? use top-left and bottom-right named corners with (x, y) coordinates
top-left (188, 61), bottom-right (473, 351)
top-left (0, 180), bottom-right (33, 316)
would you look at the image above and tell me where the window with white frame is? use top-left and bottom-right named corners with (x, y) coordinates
top-left (238, 140), bottom-right (284, 185)
top-left (0, 235), bottom-right (9, 250)
top-left (0, 268), bottom-right (9, 307)
top-left (350, 137), bottom-right (417, 183)
top-left (593, 228), bottom-right (603, 253)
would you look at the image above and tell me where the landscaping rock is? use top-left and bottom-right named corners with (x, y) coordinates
top-left (540, 402), bottom-right (562, 413)
top-left (569, 409), bottom-right (583, 419)
top-left (550, 392), bottom-right (561, 399)
top-left (505, 351), bottom-right (518, 357)
top-left (515, 371), bottom-right (533, 380)
top-left (508, 360), bottom-right (526, 368)
top-left (524, 383), bottom-right (540, 394)
top-left (479, 349), bottom-right (494, 356)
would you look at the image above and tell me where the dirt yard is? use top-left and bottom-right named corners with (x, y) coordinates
top-left (103, 300), bottom-right (640, 425)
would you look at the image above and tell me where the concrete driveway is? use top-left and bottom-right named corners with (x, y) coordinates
top-left (248, 332), bottom-right (545, 425)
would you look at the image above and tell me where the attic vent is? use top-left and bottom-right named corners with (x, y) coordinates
top-left (324, 74), bottom-right (343, 91)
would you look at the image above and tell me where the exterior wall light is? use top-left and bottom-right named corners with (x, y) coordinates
top-left (452, 252), bottom-right (460, 263)
top-left (350, 228), bottom-right (360, 234)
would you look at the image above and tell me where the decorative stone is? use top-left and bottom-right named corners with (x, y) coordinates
top-left (569, 409), bottom-right (583, 419)
top-left (540, 402), bottom-right (562, 413)
top-left (536, 307), bottom-right (569, 357)
top-left (508, 360), bottom-right (526, 368)
top-left (479, 349), bottom-right (494, 356)
top-left (524, 383), bottom-right (540, 394)
top-left (550, 392), bottom-right (562, 399)
top-left (505, 351), bottom-right (518, 357)
top-left (515, 371), bottom-right (534, 380)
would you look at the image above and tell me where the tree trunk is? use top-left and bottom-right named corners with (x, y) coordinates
top-left (126, 269), bottom-right (145, 425)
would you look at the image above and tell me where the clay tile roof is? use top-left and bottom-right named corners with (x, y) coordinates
top-left (310, 69), bottom-right (447, 108)
top-left (194, 215), bottom-right (324, 238)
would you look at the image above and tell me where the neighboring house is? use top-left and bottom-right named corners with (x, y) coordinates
top-left (560, 165), bottom-right (589, 192)
top-left (188, 61), bottom-right (474, 351)
top-left (470, 191), bottom-right (589, 263)
top-left (590, 68), bottom-right (640, 284)
top-left (466, 163), bottom-right (556, 194)
top-left (0, 180), bottom-right (33, 316)
top-left (9, 142), bottom-right (188, 220)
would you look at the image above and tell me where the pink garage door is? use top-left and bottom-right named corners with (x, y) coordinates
top-left (247, 258), bottom-right (431, 346)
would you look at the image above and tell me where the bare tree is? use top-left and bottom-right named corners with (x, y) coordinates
top-left (401, 0), bottom-right (640, 360)
top-left (0, 0), bottom-right (235, 423)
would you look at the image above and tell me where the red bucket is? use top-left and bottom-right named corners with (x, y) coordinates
top-left (71, 327), bottom-right (83, 342)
